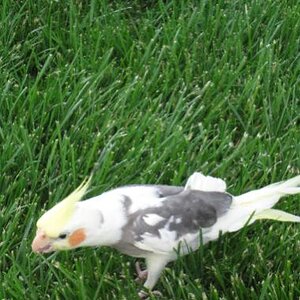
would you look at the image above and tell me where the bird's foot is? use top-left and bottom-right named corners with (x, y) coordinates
top-left (138, 290), bottom-right (162, 299)
top-left (135, 261), bottom-right (148, 282)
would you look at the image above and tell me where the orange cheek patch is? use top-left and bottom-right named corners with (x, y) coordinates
top-left (68, 228), bottom-right (86, 247)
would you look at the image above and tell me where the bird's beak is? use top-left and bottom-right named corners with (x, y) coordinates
top-left (31, 229), bottom-right (54, 253)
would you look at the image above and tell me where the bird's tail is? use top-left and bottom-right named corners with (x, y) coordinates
top-left (231, 175), bottom-right (300, 227)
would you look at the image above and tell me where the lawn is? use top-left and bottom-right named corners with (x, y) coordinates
top-left (0, 0), bottom-right (299, 299)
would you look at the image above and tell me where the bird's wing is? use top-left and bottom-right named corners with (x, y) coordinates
top-left (125, 189), bottom-right (232, 255)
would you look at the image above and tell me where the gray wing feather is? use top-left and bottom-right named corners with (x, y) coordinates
top-left (114, 187), bottom-right (232, 257)
top-left (133, 189), bottom-right (232, 240)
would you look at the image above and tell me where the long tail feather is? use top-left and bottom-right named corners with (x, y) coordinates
top-left (254, 208), bottom-right (300, 222)
top-left (234, 175), bottom-right (300, 209)
top-left (222, 175), bottom-right (300, 233)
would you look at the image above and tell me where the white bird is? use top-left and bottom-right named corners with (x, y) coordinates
top-left (32, 172), bottom-right (300, 297)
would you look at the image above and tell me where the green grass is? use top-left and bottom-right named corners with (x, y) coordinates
top-left (1, 0), bottom-right (299, 299)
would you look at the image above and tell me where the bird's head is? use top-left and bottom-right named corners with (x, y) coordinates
top-left (32, 177), bottom-right (100, 253)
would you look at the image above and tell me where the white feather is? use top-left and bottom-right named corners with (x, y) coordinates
top-left (74, 192), bottom-right (128, 246)
top-left (185, 172), bottom-right (227, 192)
top-left (110, 186), bottom-right (163, 214)
top-left (143, 214), bottom-right (165, 226)
top-left (207, 175), bottom-right (300, 237)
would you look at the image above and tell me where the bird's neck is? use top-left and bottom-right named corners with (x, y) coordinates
top-left (83, 194), bottom-right (128, 247)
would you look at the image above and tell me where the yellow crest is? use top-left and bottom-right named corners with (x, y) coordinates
top-left (37, 176), bottom-right (92, 238)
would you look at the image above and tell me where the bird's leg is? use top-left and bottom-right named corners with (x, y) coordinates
top-left (138, 255), bottom-right (169, 299)
top-left (143, 255), bottom-right (168, 290)
top-left (135, 261), bottom-right (148, 281)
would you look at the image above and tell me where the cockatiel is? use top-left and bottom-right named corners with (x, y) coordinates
top-left (32, 172), bottom-right (300, 296)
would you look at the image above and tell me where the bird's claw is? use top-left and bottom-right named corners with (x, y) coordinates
top-left (135, 261), bottom-right (148, 282)
top-left (138, 290), bottom-right (162, 299)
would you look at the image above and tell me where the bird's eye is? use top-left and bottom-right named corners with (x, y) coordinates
top-left (58, 233), bottom-right (67, 239)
